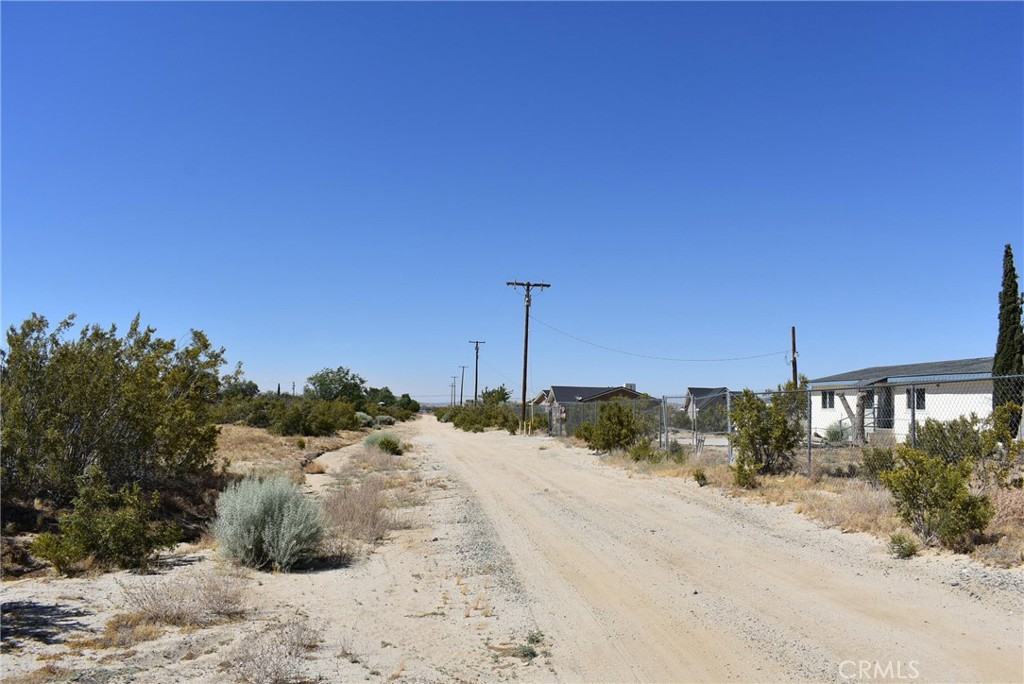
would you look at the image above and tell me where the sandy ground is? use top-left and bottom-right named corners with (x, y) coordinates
top-left (3, 415), bottom-right (1023, 683)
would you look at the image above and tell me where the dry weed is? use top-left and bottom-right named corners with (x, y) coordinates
top-left (218, 424), bottom-right (361, 478)
top-left (228, 615), bottom-right (321, 684)
top-left (303, 459), bottom-right (327, 475)
top-left (69, 612), bottom-right (164, 650)
top-left (4, 663), bottom-right (77, 684)
top-left (795, 480), bottom-right (898, 536)
top-left (324, 479), bottom-right (397, 543)
top-left (118, 568), bottom-right (247, 627)
top-left (351, 446), bottom-right (409, 474)
top-left (974, 487), bottom-right (1024, 567)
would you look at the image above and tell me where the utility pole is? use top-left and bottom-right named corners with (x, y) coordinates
top-left (458, 365), bottom-right (469, 405)
top-left (468, 340), bottom-right (486, 404)
top-left (450, 376), bottom-right (458, 407)
top-left (507, 281), bottom-right (550, 430)
top-left (791, 326), bottom-right (799, 387)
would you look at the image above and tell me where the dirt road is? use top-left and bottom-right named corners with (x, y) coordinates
top-left (413, 416), bottom-right (1024, 683)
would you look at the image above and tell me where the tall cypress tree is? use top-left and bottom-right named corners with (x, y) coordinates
top-left (993, 244), bottom-right (1023, 428)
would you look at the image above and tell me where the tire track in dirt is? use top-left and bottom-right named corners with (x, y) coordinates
top-left (414, 417), bottom-right (1024, 683)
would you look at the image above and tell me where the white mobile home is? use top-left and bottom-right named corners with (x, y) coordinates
top-left (808, 357), bottom-right (993, 444)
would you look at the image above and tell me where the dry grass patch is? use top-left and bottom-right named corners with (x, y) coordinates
top-left (117, 568), bottom-right (247, 627)
top-left (218, 424), bottom-right (362, 478)
top-left (324, 478), bottom-right (398, 543)
top-left (302, 459), bottom-right (327, 475)
top-left (795, 480), bottom-right (899, 536)
top-left (68, 612), bottom-right (164, 650)
top-left (974, 487), bottom-right (1024, 567)
top-left (4, 663), bottom-right (79, 684)
top-left (226, 615), bottom-right (322, 684)
top-left (351, 445), bottom-right (410, 474)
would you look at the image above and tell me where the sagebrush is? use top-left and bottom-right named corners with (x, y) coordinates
top-left (213, 476), bottom-right (324, 571)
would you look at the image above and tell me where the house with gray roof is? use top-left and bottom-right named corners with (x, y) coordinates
top-left (532, 384), bottom-right (653, 436)
top-left (808, 357), bottom-right (994, 444)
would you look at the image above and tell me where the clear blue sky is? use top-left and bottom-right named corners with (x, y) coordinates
top-left (3, 2), bottom-right (1022, 402)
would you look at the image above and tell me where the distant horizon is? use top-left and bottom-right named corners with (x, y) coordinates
top-left (3, 2), bottom-right (1021, 402)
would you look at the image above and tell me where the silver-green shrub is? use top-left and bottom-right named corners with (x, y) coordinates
top-left (213, 476), bottom-right (325, 572)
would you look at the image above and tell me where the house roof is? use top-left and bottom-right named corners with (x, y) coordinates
top-left (542, 385), bottom-right (645, 404)
top-left (684, 387), bottom-right (743, 411)
top-left (809, 357), bottom-right (993, 387)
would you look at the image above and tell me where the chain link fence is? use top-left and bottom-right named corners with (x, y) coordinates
top-left (539, 375), bottom-right (1024, 478)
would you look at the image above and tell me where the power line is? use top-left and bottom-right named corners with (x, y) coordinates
top-left (529, 314), bottom-right (787, 363)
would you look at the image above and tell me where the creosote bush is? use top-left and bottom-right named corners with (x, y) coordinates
top-left (31, 471), bottom-right (181, 574)
top-left (213, 476), bottom-right (325, 572)
top-left (880, 446), bottom-right (993, 550)
top-left (860, 447), bottom-right (896, 487)
top-left (888, 532), bottom-right (919, 559)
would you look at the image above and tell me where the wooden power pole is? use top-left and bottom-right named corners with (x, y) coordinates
top-left (507, 281), bottom-right (550, 430)
top-left (791, 326), bottom-right (799, 387)
top-left (458, 365), bottom-right (468, 405)
top-left (468, 340), bottom-right (485, 404)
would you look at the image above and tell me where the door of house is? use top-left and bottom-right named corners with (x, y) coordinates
top-left (876, 386), bottom-right (894, 429)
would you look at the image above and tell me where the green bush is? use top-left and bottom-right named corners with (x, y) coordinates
top-left (824, 421), bottom-right (850, 444)
top-left (270, 399), bottom-right (358, 437)
top-left (364, 432), bottom-right (403, 455)
top-left (914, 415), bottom-right (985, 464)
top-left (31, 473), bottom-right (181, 573)
top-left (861, 447), bottom-right (895, 486)
top-left (375, 415), bottom-right (397, 427)
top-left (888, 532), bottom-right (919, 559)
top-left (731, 452), bottom-right (762, 489)
top-left (574, 423), bottom-right (594, 444)
top-left (528, 413), bottom-right (549, 433)
top-left (436, 403), bottom-right (519, 434)
top-left (729, 384), bottom-right (804, 475)
top-left (586, 402), bottom-right (649, 453)
top-left (880, 446), bottom-right (993, 549)
top-left (667, 440), bottom-right (688, 464)
top-left (355, 412), bottom-right (374, 428)
top-left (2, 313), bottom-right (224, 506)
top-left (213, 476), bottom-right (325, 572)
top-left (693, 469), bottom-right (708, 487)
top-left (629, 441), bottom-right (661, 463)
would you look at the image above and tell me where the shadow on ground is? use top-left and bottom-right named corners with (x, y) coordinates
top-left (1, 600), bottom-right (91, 651)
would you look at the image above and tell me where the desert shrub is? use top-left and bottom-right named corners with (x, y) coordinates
top-left (729, 386), bottom-right (803, 475)
top-left (880, 446), bottom-right (993, 549)
top-left (118, 569), bottom-right (246, 626)
top-left (573, 423), bottom-right (594, 444)
top-left (585, 402), bottom-right (650, 453)
top-left (1, 314), bottom-right (224, 506)
top-left (528, 413), bottom-right (550, 433)
top-left (324, 479), bottom-right (396, 543)
top-left (213, 476), bottom-right (325, 571)
top-left (230, 615), bottom-right (321, 684)
top-left (667, 440), bottom-right (688, 464)
top-left (296, 438), bottom-right (306, 450)
top-left (31, 473), bottom-right (180, 574)
top-left (695, 404), bottom-right (729, 433)
top-left (438, 403), bottom-right (519, 434)
top-left (861, 447), bottom-right (896, 486)
top-left (364, 432), bottom-right (403, 455)
top-left (824, 421), bottom-right (850, 444)
top-left (731, 451), bottom-right (762, 489)
top-left (628, 441), bottom-right (661, 463)
top-left (270, 399), bottom-right (357, 437)
top-left (375, 414), bottom-right (397, 427)
top-left (914, 415), bottom-right (985, 464)
top-left (355, 411), bottom-right (374, 428)
top-left (693, 469), bottom-right (708, 487)
top-left (888, 532), bottom-right (919, 559)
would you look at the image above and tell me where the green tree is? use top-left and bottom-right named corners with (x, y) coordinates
top-left (305, 366), bottom-right (366, 404)
top-left (1, 314), bottom-right (225, 505)
top-left (364, 386), bottom-right (397, 408)
top-left (481, 385), bottom-right (511, 406)
top-left (994, 244), bottom-right (1023, 433)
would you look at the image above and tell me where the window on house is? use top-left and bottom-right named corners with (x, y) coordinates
top-left (905, 388), bottom-right (925, 410)
top-left (821, 391), bottom-right (835, 409)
